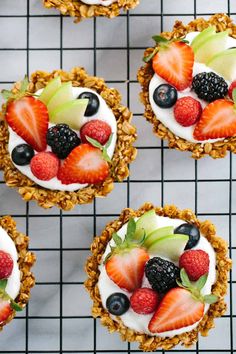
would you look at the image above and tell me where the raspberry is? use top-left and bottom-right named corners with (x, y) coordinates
top-left (30, 152), bottom-right (59, 181)
top-left (80, 120), bottom-right (112, 145)
top-left (0, 251), bottom-right (13, 279)
top-left (174, 96), bottom-right (202, 127)
top-left (228, 81), bottom-right (236, 100)
top-left (130, 288), bottom-right (159, 314)
top-left (179, 249), bottom-right (209, 281)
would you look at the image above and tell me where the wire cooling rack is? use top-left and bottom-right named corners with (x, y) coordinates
top-left (0, 0), bottom-right (236, 353)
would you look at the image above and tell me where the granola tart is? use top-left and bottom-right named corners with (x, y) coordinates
top-left (0, 216), bottom-right (35, 332)
top-left (0, 67), bottom-right (137, 210)
top-left (85, 202), bottom-right (231, 351)
top-left (137, 14), bottom-right (236, 159)
top-left (43, 0), bottom-right (139, 21)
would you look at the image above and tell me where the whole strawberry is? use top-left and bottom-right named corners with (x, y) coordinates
top-left (130, 288), bottom-right (159, 314)
top-left (30, 152), bottom-right (59, 181)
top-left (0, 251), bottom-right (13, 279)
top-left (179, 249), bottom-right (209, 281)
top-left (80, 120), bottom-right (112, 145)
top-left (174, 96), bottom-right (202, 127)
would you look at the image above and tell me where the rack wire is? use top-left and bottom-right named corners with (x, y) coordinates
top-left (0, 0), bottom-right (235, 353)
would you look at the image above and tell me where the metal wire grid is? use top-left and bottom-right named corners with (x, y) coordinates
top-left (0, 0), bottom-right (235, 353)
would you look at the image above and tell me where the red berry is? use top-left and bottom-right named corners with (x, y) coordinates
top-left (130, 288), bottom-right (159, 315)
top-left (80, 120), bottom-right (112, 145)
top-left (174, 97), bottom-right (202, 127)
top-left (30, 152), bottom-right (59, 181)
top-left (179, 249), bottom-right (209, 281)
top-left (0, 251), bottom-right (13, 279)
top-left (228, 81), bottom-right (236, 100)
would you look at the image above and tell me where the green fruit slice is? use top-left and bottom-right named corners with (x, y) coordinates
top-left (134, 210), bottom-right (159, 240)
top-left (148, 234), bottom-right (189, 262)
top-left (194, 31), bottom-right (228, 64)
top-left (47, 82), bottom-right (74, 115)
top-left (207, 48), bottom-right (236, 81)
top-left (39, 77), bottom-right (62, 105)
top-left (143, 226), bottom-right (174, 248)
top-left (50, 99), bottom-right (89, 130)
top-left (191, 26), bottom-right (216, 52)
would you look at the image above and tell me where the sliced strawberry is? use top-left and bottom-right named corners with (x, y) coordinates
top-left (57, 144), bottom-right (109, 185)
top-left (6, 96), bottom-right (49, 152)
top-left (0, 299), bottom-right (12, 324)
top-left (193, 99), bottom-right (236, 140)
top-left (152, 41), bottom-right (194, 91)
top-left (148, 288), bottom-right (204, 333)
top-left (105, 248), bottom-right (149, 292)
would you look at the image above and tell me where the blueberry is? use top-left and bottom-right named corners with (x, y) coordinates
top-left (106, 293), bottom-right (130, 316)
top-left (153, 84), bottom-right (177, 108)
top-left (174, 223), bottom-right (200, 250)
top-left (78, 91), bottom-right (100, 117)
top-left (11, 144), bottom-right (35, 166)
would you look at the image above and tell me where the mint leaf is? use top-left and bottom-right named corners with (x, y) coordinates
top-left (105, 133), bottom-right (114, 149)
top-left (204, 294), bottom-right (219, 304)
top-left (86, 136), bottom-right (102, 149)
top-left (0, 279), bottom-right (7, 290)
top-left (126, 218), bottom-right (136, 241)
top-left (195, 273), bottom-right (208, 291)
top-left (112, 232), bottom-right (122, 246)
top-left (180, 268), bottom-right (192, 288)
top-left (86, 135), bottom-right (112, 163)
top-left (20, 75), bottom-right (29, 93)
top-left (102, 149), bottom-right (111, 163)
top-left (10, 301), bottom-right (23, 312)
top-left (152, 35), bottom-right (168, 43)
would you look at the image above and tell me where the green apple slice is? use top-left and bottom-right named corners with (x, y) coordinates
top-left (50, 99), bottom-right (89, 130)
top-left (207, 48), bottom-right (236, 81)
top-left (39, 77), bottom-right (62, 105)
top-left (143, 226), bottom-right (174, 248)
top-left (47, 82), bottom-right (74, 115)
top-left (148, 234), bottom-right (189, 262)
top-left (133, 210), bottom-right (159, 241)
top-left (191, 26), bottom-right (216, 52)
top-left (194, 31), bottom-right (229, 64)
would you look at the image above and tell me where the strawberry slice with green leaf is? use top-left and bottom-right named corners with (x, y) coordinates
top-left (0, 279), bottom-right (23, 323)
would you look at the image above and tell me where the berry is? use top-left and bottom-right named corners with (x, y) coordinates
top-left (30, 152), bottom-right (59, 181)
top-left (106, 293), bottom-right (130, 316)
top-left (228, 81), bottom-right (236, 100)
top-left (145, 257), bottom-right (179, 293)
top-left (57, 144), bottom-right (109, 185)
top-left (77, 91), bottom-right (100, 117)
top-left (153, 84), bottom-right (177, 108)
top-left (193, 99), bottom-right (236, 140)
top-left (148, 287), bottom-right (204, 333)
top-left (174, 96), bottom-right (202, 127)
top-left (46, 124), bottom-right (81, 159)
top-left (11, 144), bottom-right (35, 166)
top-left (0, 299), bottom-right (12, 324)
top-left (152, 41), bottom-right (194, 91)
top-left (5, 96), bottom-right (48, 152)
top-left (0, 251), bottom-right (13, 279)
top-left (174, 223), bottom-right (200, 250)
top-left (130, 288), bottom-right (159, 315)
top-left (192, 72), bottom-right (228, 102)
top-left (179, 249), bottom-right (209, 281)
top-left (80, 120), bottom-right (112, 145)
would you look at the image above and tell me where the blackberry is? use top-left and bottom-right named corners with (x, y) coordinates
top-left (192, 72), bottom-right (228, 102)
top-left (47, 124), bottom-right (80, 159)
top-left (145, 257), bottom-right (179, 293)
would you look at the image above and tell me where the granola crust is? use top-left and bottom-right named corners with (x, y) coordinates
top-left (0, 67), bottom-right (137, 210)
top-left (0, 216), bottom-right (35, 332)
top-left (137, 14), bottom-right (236, 159)
top-left (85, 202), bottom-right (232, 351)
top-left (43, 0), bottom-right (139, 21)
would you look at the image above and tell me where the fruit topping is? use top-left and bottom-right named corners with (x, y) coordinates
top-left (30, 152), bottom-right (60, 181)
top-left (174, 96), bottom-right (202, 127)
top-left (0, 300), bottom-right (12, 324)
top-left (46, 124), bottom-right (81, 159)
top-left (192, 72), bottom-right (228, 102)
top-left (207, 48), bottom-right (236, 82)
top-left (80, 119), bottom-right (112, 145)
top-left (0, 278), bottom-right (23, 314)
top-left (11, 144), bottom-right (35, 166)
top-left (228, 81), bottom-right (236, 100)
top-left (78, 91), bottom-right (100, 117)
top-left (39, 76), bottom-right (62, 105)
top-left (47, 82), bottom-right (74, 114)
top-left (153, 84), bottom-right (177, 108)
top-left (105, 218), bottom-right (149, 292)
top-left (179, 249), bottom-right (209, 281)
top-left (134, 209), bottom-right (159, 241)
top-left (0, 251), bottom-right (13, 279)
top-left (193, 98), bottom-right (236, 140)
top-left (5, 96), bottom-right (49, 152)
top-left (143, 226), bottom-right (174, 248)
top-left (145, 257), bottom-right (179, 293)
top-left (57, 144), bottom-right (109, 185)
top-left (174, 223), bottom-right (200, 250)
top-left (106, 293), bottom-right (130, 316)
top-left (191, 26), bottom-right (216, 53)
top-left (130, 288), bottom-right (159, 315)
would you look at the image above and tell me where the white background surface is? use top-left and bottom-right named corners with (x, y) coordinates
top-left (0, 0), bottom-right (236, 353)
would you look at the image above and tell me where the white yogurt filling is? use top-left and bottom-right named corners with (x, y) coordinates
top-left (0, 227), bottom-right (21, 301)
top-left (98, 215), bottom-right (216, 337)
top-left (80, 0), bottom-right (117, 5)
top-left (149, 32), bottom-right (236, 144)
top-left (8, 87), bottom-right (117, 192)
